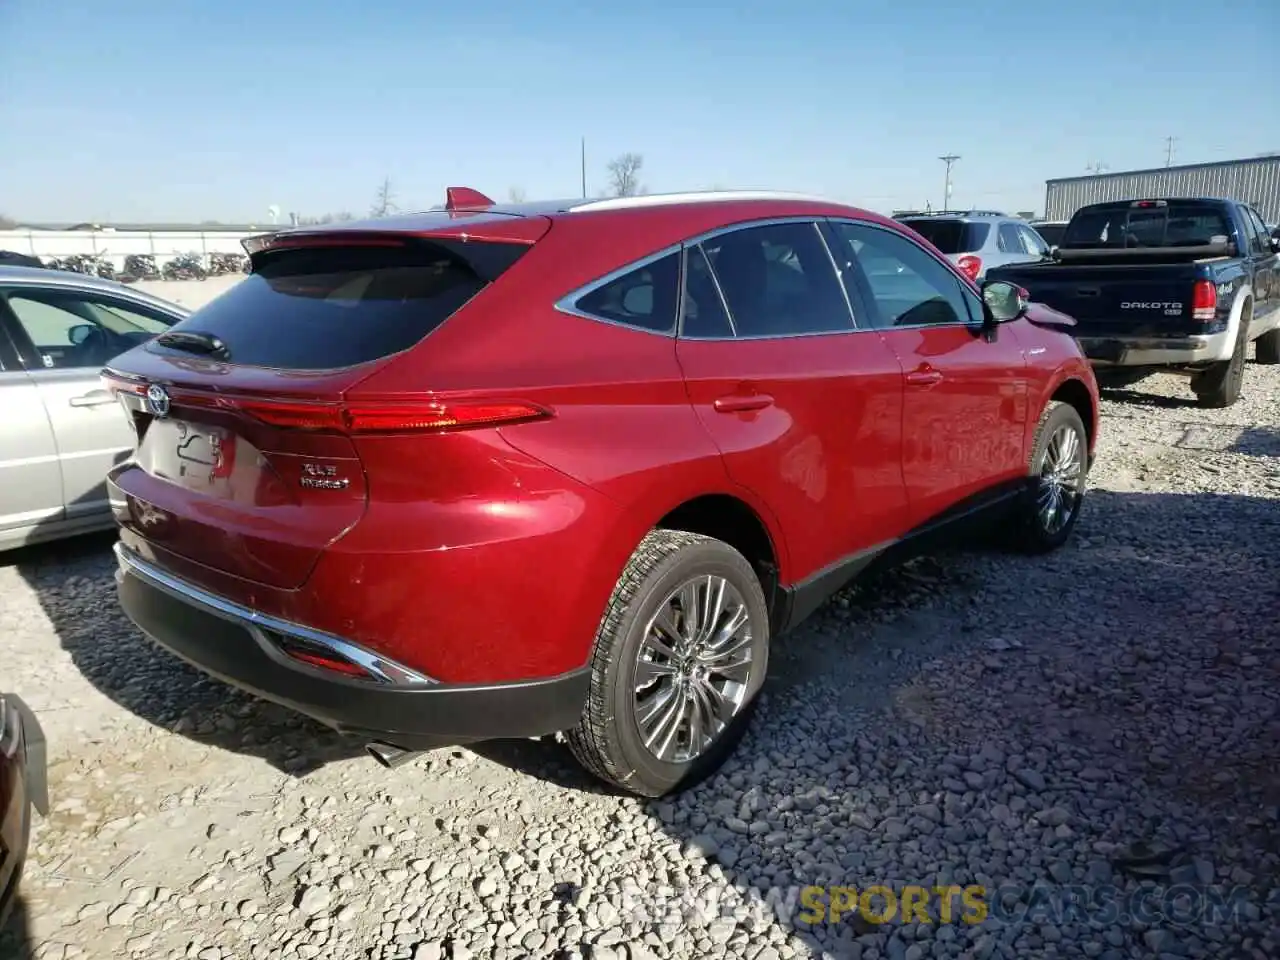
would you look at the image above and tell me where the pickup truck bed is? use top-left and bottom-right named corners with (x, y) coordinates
top-left (988, 198), bottom-right (1280, 407)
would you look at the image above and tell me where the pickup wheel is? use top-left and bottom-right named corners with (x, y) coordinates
top-left (567, 530), bottom-right (770, 798)
top-left (1192, 304), bottom-right (1250, 407)
top-left (1010, 401), bottom-right (1088, 554)
top-left (1255, 328), bottom-right (1280, 364)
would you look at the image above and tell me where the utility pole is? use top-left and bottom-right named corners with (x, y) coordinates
top-left (939, 154), bottom-right (960, 213)
top-left (580, 137), bottom-right (587, 199)
top-left (1164, 136), bottom-right (1177, 168)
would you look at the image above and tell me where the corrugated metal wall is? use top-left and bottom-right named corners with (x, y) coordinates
top-left (1044, 157), bottom-right (1280, 223)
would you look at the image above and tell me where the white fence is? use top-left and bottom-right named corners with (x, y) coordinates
top-left (0, 228), bottom-right (261, 270)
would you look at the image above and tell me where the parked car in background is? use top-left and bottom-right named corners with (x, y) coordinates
top-left (894, 210), bottom-right (1052, 282)
top-left (104, 188), bottom-right (1099, 798)
top-left (987, 197), bottom-right (1280, 407)
top-left (0, 694), bottom-right (47, 929)
top-left (0, 251), bottom-right (44, 269)
top-left (0, 266), bottom-right (189, 550)
top-left (1030, 220), bottom-right (1069, 248)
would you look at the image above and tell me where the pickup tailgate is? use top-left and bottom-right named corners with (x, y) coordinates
top-left (987, 262), bottom-right (1208, 338)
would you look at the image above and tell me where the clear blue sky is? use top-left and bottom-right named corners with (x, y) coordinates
top-left (2, 0), bottom-right (1276, 223)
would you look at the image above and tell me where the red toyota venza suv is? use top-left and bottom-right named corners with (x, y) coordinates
top-left (104, 189), bottom-right (1099, 797)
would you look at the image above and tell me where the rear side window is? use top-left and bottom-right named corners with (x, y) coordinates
top-left (572, 252), bottom-right (680, 333)
top-left (153, 241), bottom-right (526, 370)
top-left (1063, 204), bottom-right (1232, 249)
top-left (997, 223), bottom-right (1025, 253)
top-left (898, 219), bottom-right (990, 254)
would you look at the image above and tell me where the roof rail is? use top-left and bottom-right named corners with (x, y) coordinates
top-left (567, 190), bottom-right (836, 213)
top-left (899, 209), bottom-right (1009, 218)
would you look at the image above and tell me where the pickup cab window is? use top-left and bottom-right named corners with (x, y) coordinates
top-left (1064, 203), bottom-right (1232, 249)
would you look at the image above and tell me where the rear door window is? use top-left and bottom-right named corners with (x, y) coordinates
top-left (699, 221), bottom-right (853, 337)
top-left (997, 223), bottom-right (1025, 253)
top-left (152, 241), bottom-right (528, 370)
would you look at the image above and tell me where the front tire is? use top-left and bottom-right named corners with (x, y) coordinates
top-left (567, 530), bottom-right (770, 797)
top-left (1010, 401), bottom-right (1088, 554)
top-left (1255, 327), bottom-right (1280, 365)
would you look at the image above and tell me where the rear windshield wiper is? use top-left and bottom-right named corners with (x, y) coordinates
top-left (155, 330), bottom-right (231, 360)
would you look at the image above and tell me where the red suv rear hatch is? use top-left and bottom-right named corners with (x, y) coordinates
top-left (104, 216), bottom-right (548, 590)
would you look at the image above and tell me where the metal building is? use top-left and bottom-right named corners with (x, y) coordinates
top-left (1044, 155), bottom-right (1280, 223)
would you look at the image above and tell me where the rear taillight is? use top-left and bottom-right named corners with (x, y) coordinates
top-left (102, 372), bottom-right (146, 396)
top-left (956, 255), bottom-right (983, 281)
top-left (223, 397), bottom-right (550, 434)
top-left (1191, 280), bottom-right (1217, 322)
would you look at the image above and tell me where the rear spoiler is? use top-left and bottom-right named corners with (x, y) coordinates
top-left (1054, 239), bottom-right (1237, 262)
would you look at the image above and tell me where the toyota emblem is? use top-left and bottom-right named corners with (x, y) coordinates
top-left (146, 383), bottom-right (171, 418)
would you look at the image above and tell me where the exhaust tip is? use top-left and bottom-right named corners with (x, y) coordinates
top-left (366, 741), bottom-right (419, 769)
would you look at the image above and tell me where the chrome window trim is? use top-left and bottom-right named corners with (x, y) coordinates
top-left (677, 244), bottom-right (737, 339)
top-left (114, 542), bottom-right (438, 686)
top-left (552, 243), bottom-right (684, 337)
top-left (825, 217), bottom-right (987, 333)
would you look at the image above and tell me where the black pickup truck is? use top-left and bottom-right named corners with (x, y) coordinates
top-left (987, 198), bottom-right (1280, 407)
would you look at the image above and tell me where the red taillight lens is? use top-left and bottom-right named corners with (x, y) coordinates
top-left (102, 372), bottom-right (146, 396)
top-left (235, 398), bottom-right (551, 434)
top-left (1191, 280), bottom-right (1217, 322)
top-left (956, 255), bottom-right (982, 281)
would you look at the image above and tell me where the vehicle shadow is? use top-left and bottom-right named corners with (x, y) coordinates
top-left (7, 521), bottom-right (363, 778)
top-left (1231, 425), bottom-right (1280, 457)
top-left (0, 894), bottom-right (32, 960)
top-left (1096, 387), bottom-right (1199, 409)
top-left (9, 486), bottom-right (1280, 953)
top-left (485, 489), bottom-right (1279, 956)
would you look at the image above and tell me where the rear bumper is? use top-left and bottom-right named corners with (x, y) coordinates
top-left (113, 543), bottom-right (590, 751)
top-left (1077, 330), bottom-right (1229, 367)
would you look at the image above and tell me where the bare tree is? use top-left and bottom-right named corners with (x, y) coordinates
top-left (507, 186), bottom-right (527, 203)
top-left (606, 153), bottom-right (644, 197)
top-left (370, 177), bottom-right (398, 217)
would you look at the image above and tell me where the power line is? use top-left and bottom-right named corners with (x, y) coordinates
top-left (1164, 136), bottom-right (1177, 168)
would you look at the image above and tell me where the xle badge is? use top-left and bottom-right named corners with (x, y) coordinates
top-left (300, 463), bottom-right (350, 490)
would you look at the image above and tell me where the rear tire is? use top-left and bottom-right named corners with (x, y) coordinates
top-left (567, 530), bottom-right (770, 797)
top-left (1192, 305), bottom-right (1250, 408)
top-left (1255, 327), bottom-right (1280, 365)
top-left (1008, 401), bottom-right (1088, 554)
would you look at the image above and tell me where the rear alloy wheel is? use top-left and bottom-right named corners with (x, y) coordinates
top-left (568, 530), bottom-right (769, 797)
top-left (1192, 305), bottom-right (1250, 407)
top-left (1011, 401), bottom-right (1088, 553)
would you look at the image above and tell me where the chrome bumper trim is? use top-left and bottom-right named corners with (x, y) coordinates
top-left (113, 541), bottom-right (438, 687)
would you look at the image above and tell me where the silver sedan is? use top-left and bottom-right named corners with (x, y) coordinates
top-left (0, 266), bottom-right (189, 551)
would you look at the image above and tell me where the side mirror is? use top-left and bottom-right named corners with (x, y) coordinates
top-left (1270, 236), bottom-right (1280, 253)
top-left (981, 280), bottom-right (1028, 323)
top-left (68, 323), bottom-right (96, 346)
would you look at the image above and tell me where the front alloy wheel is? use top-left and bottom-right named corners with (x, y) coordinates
top-left (1037, 423), bottom-right (1084, 537)
top-left (1013, 400), bottom-right (1088, 553)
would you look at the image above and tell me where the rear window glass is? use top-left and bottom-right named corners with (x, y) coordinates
top-left (151, 242), bottom-right (525, 370)
top-left (1062, 204), bottom-right (1232, 249)
top-left (897, 219), bottom-right (990, 254)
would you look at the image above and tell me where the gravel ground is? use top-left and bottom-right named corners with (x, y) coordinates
top-left (1, 354), bottom-right (1277, 960)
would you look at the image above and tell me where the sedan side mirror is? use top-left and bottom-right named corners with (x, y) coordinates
top-left (67, 323), bottom-right (96, 346)
top-left (981, 280), bottom-right (1029, 323)
top-left (1270, 236), bottom-right (1280, 253)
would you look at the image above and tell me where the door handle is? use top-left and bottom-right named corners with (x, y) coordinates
top-left (713, 393), bottom-right (774, 413)
top-left (69, 390), bottom-right (117, 408)
top-left (905, 366), bottom-right (944, 387)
